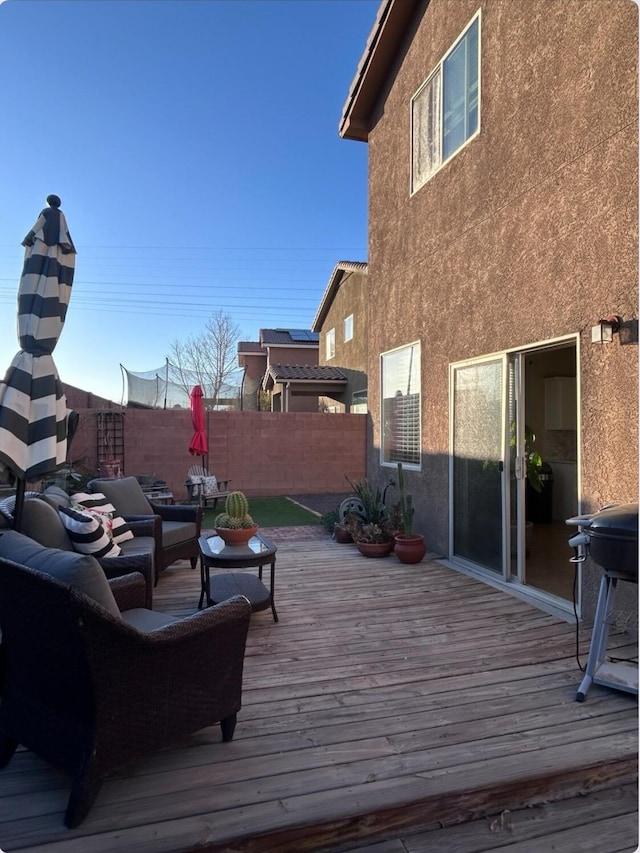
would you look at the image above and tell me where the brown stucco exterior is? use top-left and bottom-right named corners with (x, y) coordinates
top-left (314, 263), bottom-right (369, 412)
top-left (238, 334), bottom-right (320, 412)
top-left (343, 0), bottom-right (638, 620)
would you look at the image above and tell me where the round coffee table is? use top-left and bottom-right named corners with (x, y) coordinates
top-left (198, 532), bottom-right (278, 622)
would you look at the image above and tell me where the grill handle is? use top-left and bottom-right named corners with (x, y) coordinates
top-left (569, 531), bottom-right (590, 563)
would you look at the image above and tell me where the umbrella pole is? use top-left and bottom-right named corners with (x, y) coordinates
top-left (12, 478), bottom-right (26, 532)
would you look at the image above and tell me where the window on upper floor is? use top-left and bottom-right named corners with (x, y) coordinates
top-left (344, 314), bottom-right (354, 342)
top-left (411, 12), bottom-right (480, 193)
top-left (381, 342), bottom-right (421, 468)
top-left (326, 327), bottom-right (335, 360)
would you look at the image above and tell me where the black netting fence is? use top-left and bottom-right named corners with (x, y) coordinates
top-left (121, 362), bottom-right (242, 409)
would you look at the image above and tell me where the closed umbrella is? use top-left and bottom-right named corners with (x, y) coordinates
top-left (189, 384), bottom-right (208, 459)
top-left (0, 194), bottom-right (76, 530)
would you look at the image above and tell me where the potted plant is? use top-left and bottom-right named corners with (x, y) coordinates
top-left (214, 491), bottom-right (258, 545)
top-left (352, 522), bottom-right (394, 558)
top-left (393, 463), bottom-right (427, 564)
top-left (343, 476), bottom-right (395, 556)
top-left (322, 506), bottom-right (353, 543)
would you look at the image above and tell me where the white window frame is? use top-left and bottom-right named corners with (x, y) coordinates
top-left (326, 327), bottom-right (335, 360)
top-left (411, 11), bottom-right (480, 194)
top-left (380, 341), bottom-right (421, 469)
top-left (344, 314), bottom-right (354, 342)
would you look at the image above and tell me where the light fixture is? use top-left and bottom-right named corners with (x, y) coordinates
top-left (591, 314), bottom-right (622, 344)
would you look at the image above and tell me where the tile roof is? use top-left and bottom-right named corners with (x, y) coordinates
top-left (237, 341), bottom-right (265, 354)
top-left (267, 364), bottom-right (347, 382)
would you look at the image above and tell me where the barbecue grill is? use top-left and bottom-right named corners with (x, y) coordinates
top-left (567, 503), bottom-right (638, 702)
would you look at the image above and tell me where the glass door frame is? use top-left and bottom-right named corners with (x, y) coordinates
top-left (449, 335), bottom-right (582, 609)
top-left (448, 352), bottom-right (510, 580)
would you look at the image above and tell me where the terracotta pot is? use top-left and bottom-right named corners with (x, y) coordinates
top-left (394, 534), bottom-right (427, 564)
top-left (356, 540), bottom-right (394, 558)
top-left (215, 525), bottom-right (259, 546)
top-left (334, 523), bottom-right (353, 544)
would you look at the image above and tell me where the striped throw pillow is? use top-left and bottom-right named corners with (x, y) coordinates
top-left (59, 506), bottom-right (122, 558)
top-left (71, 492), bottom-right (134, 544)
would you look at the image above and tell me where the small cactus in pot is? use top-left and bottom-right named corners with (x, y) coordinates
top-left (215, 491), bottom-right (256, 529)
top-left (214, 491), bottom-right (258, 544)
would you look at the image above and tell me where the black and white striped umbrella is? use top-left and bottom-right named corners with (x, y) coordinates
top-left (0, 195), bottom-right (76, 521)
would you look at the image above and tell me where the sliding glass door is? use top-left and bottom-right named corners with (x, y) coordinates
top-left (451, 357), bottom-right (507, 574)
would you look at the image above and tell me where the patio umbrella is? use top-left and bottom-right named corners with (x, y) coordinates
top-left (189, 384), bottom-right (208, 462)
top-left (0, 194), bottom-right (76, 531)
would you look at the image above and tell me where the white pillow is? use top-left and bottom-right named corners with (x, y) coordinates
top-left (71, 492), bottom-right (134, 544)
top-left (202, 476), bottom-right (218, 496)
top-left (59, 506), bottom-right (122, 558)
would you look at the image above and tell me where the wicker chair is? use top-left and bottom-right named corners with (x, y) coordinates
top-left (0, 532), bottom-right (251, 828)
top-left (11, 495), bottom-right (157, 609)
top-left (88, 477), bottom-right (203, 582)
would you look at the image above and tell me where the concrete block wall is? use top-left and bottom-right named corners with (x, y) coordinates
top-left (64, 400), bottom-right (367, 503)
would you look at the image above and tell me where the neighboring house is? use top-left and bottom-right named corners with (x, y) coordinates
top-left (339, 0), bottom-right (638, 622)
top-left (312, 261), bottom-right (369, 413)
top-left (237, 328), bottom-right (348, 412)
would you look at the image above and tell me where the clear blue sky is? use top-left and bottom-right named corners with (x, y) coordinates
top-left (0, 0), bottom-right (378, 403)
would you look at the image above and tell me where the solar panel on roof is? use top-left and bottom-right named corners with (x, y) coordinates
top-left (288, 329), bottom-right (318, 342)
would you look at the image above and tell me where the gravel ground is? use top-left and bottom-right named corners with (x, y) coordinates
top-left (287, 493), bottom-right (353, 517)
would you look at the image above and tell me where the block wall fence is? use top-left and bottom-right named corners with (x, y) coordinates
top-left (62, 389), bottom-right (367, 503)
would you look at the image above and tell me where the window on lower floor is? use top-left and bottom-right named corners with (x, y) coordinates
top-left (411, 12), bottom-right (480, 192)
top-left (351, 389), bottom-right (367, 414)
top-left (381, 342), bottom-right (421, 467)
top-left (326, 328), bottom-right (335, 360)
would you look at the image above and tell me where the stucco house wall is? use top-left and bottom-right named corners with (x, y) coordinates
top-left (317, 267), bottom-right (369, 412)
top-left (348, 0), bottom-right (637, 620)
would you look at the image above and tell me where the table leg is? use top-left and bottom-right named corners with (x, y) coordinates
top-left (198, 555), bottom-right (210, 609)
top-left (269, 558), bottom-right (278, 622)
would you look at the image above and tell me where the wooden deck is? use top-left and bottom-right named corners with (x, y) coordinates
top-left (1, 533), bottom-right (637, 852)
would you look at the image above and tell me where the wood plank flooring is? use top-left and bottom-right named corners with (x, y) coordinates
top-left (0, 534), bottom-right (637, 852)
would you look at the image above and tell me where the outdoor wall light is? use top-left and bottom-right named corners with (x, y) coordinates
top-left (591, 314), bottom-right (622, 344)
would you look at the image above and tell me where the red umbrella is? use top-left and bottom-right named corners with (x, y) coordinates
top-left (189, 385), bottom-right (208, 458)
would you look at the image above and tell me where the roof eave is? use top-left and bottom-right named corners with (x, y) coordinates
top-left (312, 261), bottom-right (368, 331)
top-left (339, 0), bottom-right (420, 142)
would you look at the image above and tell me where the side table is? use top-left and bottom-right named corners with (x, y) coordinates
top-left (198, 532), bottom-right (278, 622)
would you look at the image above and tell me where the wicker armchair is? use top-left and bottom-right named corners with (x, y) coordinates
top-left (0, 532), bottom-right (251, 828)
top-left (88, 477), bottom-right (203, 582)
top-left (13, 495), bottom-right (157, 609)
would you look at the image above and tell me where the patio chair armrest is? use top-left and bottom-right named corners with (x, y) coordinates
top-left (108, 572), bottom-right (147, 611)
top-left (124, 515), bottom-right (159, 539)
top-left (99, 550), bottom-right (154, 609)
top-left (151, 502), bottom-right (203, 527)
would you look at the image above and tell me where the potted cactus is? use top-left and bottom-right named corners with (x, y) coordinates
top-left (214, 491), bottom-right (258, 545)
top-left (393, 463), bottom-right (427, 564)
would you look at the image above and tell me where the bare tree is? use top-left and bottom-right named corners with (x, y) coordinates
top-left (167, 311), bottom-right (241, 408)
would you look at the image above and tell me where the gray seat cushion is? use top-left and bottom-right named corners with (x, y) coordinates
top-left (162, 520), bottom-right (198, 548)
top-left (0, 530), bottom-right (120, 617)
top-left (20, 499), bottom-right (74, 551)
top-left (93, 477), bottom-right (152, 516)
top-left (41, 486), bottom-right (73, 510)
top-left (121, 608), bottom-right (180, 632)
top-left (120, 536), bottom-right (156, 558)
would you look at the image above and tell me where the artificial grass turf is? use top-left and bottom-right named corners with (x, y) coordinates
top-left (202, 496), bottom-right (321, 528)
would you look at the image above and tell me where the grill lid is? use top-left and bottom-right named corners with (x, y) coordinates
top-left (587, 503), bottom-right (638, 542)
